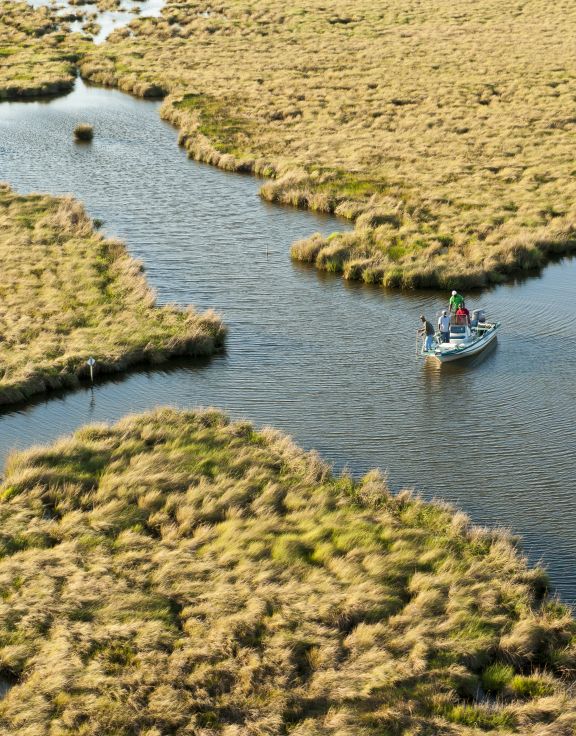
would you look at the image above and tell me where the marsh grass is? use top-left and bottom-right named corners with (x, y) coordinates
top-left (481, 663), bottom-right (515, 694)
top-left (0, 407), bottom-right (575, 733)
top-left (72, 0), bottom-right (576, 289)
top-left (0, 2), bottom-right (87, 100)
top-left (82, 20), bottom-right (102, 38)
top-left (5, 0), bottom-right (576, 287)
top-left (0, 185), bottom-right (225, 406)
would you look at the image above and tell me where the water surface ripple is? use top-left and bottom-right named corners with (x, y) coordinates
top-left (1, 80), bottom-right (575, 600)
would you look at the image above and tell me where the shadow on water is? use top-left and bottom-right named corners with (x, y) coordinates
top-left (423, 339), bottom-right (500, 377)
top-left (0, 355), bottom-right (217, 422)
top-left (291, 260), bottom-right (448, 304)
top-left (0, 672), bottom-right (17, 700)
top-left (1, 78), bottom-right (576, 602)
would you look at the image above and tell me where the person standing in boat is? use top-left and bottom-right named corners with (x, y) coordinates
top-left (449, 290), bottom-right (464, 312)
top-left (456, 303), bottom-right (471, 325)
top-left (419, 315), bottom-right (436, 352)
top-left (438, 310), bottom-right (451, 343)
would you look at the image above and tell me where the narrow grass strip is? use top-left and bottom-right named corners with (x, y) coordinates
top-left (0, 185), bottom-right (226, 405)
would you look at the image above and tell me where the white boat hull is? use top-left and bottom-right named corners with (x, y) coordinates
top-left (426, 323), bottom-right (500, 363)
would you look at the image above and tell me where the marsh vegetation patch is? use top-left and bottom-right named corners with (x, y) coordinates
top-left (0, 2), bottom-right (87, 99)
top-left (73, 0), bottom-right (576, 288)
top-left (0, 186), bottom-right (225, 406)
top-left (0, 408), bottom-right (575, 733)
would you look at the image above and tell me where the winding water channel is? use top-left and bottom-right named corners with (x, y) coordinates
top-left (1, 78), bottom-right (576, 601)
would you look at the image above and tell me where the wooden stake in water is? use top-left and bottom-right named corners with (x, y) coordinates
top-left (87, 356), bottom-right (96, 383)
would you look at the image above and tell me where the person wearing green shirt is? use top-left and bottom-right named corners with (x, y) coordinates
top-left (449, 290), bottom-right (464, 312)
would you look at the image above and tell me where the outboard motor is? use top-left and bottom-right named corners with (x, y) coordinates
top-left (471, 308), bottom-right (485, 326)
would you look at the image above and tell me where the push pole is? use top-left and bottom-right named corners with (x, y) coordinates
top-left (87, 356), bottom-right (96, 383)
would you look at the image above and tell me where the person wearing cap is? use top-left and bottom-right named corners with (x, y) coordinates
top-left (438, 309), bottom-right (450, 343)
top-left (418, 315), bottom-right (435, 352)
top-left (449, 289), bottom-right (464, 312)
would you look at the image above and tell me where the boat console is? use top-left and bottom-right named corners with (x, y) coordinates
top-left (449, 313), bottom-right (471, 344)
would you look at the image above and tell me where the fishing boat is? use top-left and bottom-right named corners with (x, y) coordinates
top-left (421, 309), bottom-right (500, 363)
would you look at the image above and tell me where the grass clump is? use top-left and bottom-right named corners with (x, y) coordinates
top-left (440, 703), bottom-right (517, 730)
top-left (509, 674), bottom-right (555, 699)
top-left (0, 407), bottom-right (575, 733)
top-left (0, 185), bottom-right (225, 406)
top-left (481, 662), bottom-right (515, 693)
top-left (73, 122), bottom-right (94, 141)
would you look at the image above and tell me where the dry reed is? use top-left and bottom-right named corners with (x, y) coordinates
top-left (73, 122), bottom-right (94, 141)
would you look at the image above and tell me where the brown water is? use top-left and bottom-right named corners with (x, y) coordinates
top-left (1, 78), bottom-right (576, 600)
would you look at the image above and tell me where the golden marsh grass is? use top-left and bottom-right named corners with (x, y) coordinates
top-left (4, 0), bottom-right (576, 287)
top-left (72, 0), bottom-right (576, 289)
top-left (0, 185), bottom-right (225, 406)
top-left (0, 407), bottom-right (575, 733)
top-left (0, 3), bottom-right (88, 99)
